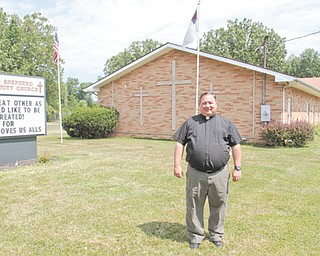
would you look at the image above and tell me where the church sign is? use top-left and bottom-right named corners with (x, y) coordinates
top-left (0, 73), bottom-right (46, 166)
top-left (0, 74), bottom-right (46, 138)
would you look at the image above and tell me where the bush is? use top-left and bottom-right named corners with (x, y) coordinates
top-left (38, 152), bottom-right (51, 163)
top-left (262, 120), bottom-right (315, 147)
top-left (62, 106), bottom-right (118, 139)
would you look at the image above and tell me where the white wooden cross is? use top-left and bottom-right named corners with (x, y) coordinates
top-left (156, 60), bottom-right (192, 130)
top-left (134, 86), bottom-right (149, 126)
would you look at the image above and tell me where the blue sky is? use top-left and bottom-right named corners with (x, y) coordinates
top-left (1, 0), bottom-right (319, 83)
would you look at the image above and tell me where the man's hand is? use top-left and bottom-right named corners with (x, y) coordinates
top-left (174, 166), bottom-right (183, 178)
top-left (174, 142), bottom-right (184, 178)
top-left (232, 169), bottom-right (241, 182)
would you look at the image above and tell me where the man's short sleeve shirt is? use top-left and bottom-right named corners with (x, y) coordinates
top-left (172, 114), bottom-right (242, 172)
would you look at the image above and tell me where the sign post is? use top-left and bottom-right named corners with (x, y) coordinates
top-left (0, 74), bottom-right (46, 166)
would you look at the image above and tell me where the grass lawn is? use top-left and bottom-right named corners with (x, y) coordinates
top-left (0, 122), bottom-right (319, 255)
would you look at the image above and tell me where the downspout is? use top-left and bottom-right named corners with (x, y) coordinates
top-left (262, 35), bottom-right (268, 105)
top-left (282, 83), bottom-right (290, 124)
top-left (252, 71), bottom-right (256, 139)
top-left (262, 74), bottom-right (266, 105)
top-left (262, 73), bottom-right (267, 129)
top-left (112, 81), bottom-right (114, 107)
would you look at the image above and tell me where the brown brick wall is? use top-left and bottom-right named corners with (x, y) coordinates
top-left (284, 88), bottom-right (320, 124)
top-left (99, 49), bottom-right (320, 142)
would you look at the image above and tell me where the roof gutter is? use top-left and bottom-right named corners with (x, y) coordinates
top-left (289, 78), bottom-right (320, 98)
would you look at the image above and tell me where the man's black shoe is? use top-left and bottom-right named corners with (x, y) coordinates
top-left (190, 243), bottom-right (200, 249)
top-left (212, 240), bottom-right (223, 248)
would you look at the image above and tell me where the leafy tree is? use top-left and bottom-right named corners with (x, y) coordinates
top-left (285, 48), bottom-right (320, 77)
top-left (78, 82), bottom-right (97, 107)
top-left (65, 77), bottom-right (79, 108)
top-left (0, 8), bottom-right (63, 119)
top-left (65, 77), bottom-right (97, 111)
top-left (201, 18), bottom-right (287, 71)
top-left (103, 39), bottom-right (163, 75)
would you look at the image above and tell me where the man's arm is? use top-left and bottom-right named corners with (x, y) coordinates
top-left (174, 142), bottom-right (184, 178)
top-left (231, 143), bottom-right (242, 182)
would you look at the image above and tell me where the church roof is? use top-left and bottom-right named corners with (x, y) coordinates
top-left (84, 43), bottom-right (320, 98)
top-left (299, 77), bottom-right (320, 90)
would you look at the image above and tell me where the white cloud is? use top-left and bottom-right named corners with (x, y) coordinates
top-left (1, 0), bottom-right (319, 82)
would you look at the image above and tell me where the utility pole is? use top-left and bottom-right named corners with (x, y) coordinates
top-left (263, 35), bottom-right (268, 68)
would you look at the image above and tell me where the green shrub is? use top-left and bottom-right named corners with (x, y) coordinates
top-left (262, 120), bottom-right (315, 147)
top-left (62, 106), bottom-right (118, 139)
top-left (38, 152), bottom-right (51, 163)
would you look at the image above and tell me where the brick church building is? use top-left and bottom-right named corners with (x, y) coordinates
top-left (84, 43), bottom-right (320, 142)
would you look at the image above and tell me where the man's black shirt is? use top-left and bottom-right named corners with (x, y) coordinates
top-left (173, 114), bottom-right (242, 172)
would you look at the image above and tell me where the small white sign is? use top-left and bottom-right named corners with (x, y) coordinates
top-left (0, 74), bottom-right (46, 137)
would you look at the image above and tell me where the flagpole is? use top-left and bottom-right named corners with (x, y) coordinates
top-left (54, 31), bottom-right (63, 144)
top-left (195, 0), bottom-right (200, 114)
top-left (57, 57), bottom-right (63, 144)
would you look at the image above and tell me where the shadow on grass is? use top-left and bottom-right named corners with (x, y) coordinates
top-left (138, 222), bottom-right (188, 243)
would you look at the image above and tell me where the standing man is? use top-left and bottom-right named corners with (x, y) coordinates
top-left (173, 92), bottom-right (242, 249)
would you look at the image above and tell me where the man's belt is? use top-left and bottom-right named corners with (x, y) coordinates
top-left (189, 163), bottom-right (225, 173)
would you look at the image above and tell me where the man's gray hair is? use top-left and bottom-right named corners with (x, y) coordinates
top-left (199, 92), bottom-right (216, 103)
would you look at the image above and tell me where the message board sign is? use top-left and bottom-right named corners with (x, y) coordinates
top-left (0, 74), bottom-right (46, 138)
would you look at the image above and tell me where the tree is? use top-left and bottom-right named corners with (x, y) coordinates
top-left (65, 77), bottom-right (97, 111)
top-left (78, 82), bottom-right (96, 107)
top-left (0, 8), bottom-right (63, 119)
top-left (285, 49), bottom-right (320, 78)
top-left (103, 39), bottom-right (163, 76)
top-left (201, 18), bottom-right (287, 72)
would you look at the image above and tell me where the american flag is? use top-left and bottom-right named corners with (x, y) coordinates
top-left (53, 32), bottom-right (59, 64)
